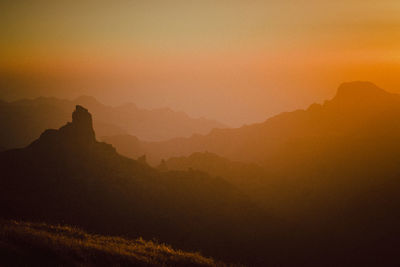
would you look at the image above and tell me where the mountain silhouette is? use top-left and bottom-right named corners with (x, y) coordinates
top-left (334, 81), bottom-right (393, 102)
top-left (143, 82), bottom-right (400, 266)
top-left (0, 95), bottom-right (226, 150)
top-left (103, 81), bottom-right (400, 165)
top-left (102, 82), bottom-right (400, 265)
top-left (2, 82), bottom-right (400, 266)
top-left (0, 105), bottom-right (276, 266)
top-left (30, 105), bottom-right (96, 147)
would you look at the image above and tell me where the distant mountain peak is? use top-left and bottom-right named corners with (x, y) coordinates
top-left (334, 81), bottom-right (387, 100)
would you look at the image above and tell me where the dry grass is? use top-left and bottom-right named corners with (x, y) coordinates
top-left (0, 220), bottom-right (226, 267)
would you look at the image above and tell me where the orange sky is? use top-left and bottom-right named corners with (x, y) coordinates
top-left (1, 0), bottom-right (399, 126)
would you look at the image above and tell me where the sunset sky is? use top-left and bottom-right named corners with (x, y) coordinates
top-left (1, 0), bottom-right (399, 126)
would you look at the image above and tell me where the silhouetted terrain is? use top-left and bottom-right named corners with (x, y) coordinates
top-left (0, 106), bottom-right (274, 266)
top-left (0, 95), bottom-right (225, 150)
top-left (2, 82), bottom-right (400, 266)
top-left (104, 82), bottom-right (400, 165)
top-left (103, 81), bottom-right (400, 266)
top-left (0, 220), bottom-right (222, 267)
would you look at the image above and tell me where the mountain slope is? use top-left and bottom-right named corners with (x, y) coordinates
top-left (0, 220), bottom-right (221, 267)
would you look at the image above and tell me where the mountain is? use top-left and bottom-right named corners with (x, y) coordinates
top-left (102, 82), bottom-right (400, 266)
top-left (0, 95), bottom-right (226, 150)
top-left (103, 81), bottom-right (400, 165)
top-left (3, 82), bottom-right (400, 265)
top-left (127, 81), bottom-right (400, 216)
top-left (0, 220), bottom-right (222, 267)
top-left (74, 95), bottom-right (226, 141)
top-left (0, 105), bottom-right (275, 266)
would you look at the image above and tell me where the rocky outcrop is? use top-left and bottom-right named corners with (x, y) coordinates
top-left (28, 105), bottom-right (115, 154)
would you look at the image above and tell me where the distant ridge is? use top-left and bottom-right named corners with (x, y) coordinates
top-left (0, 95), bottom-right (227, 150)
top-left (152, 82), bottom-right (400, 266)
top-left (334, 81), bottom-right (389, 99)
top-left (103, 81), bottom-right (400, 164)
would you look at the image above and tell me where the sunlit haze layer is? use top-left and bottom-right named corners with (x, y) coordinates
top-left (1, 0), bottom-right (399, 126)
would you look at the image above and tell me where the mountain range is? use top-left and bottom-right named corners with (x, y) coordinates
top-left (103, 82), bottom-right (400, 266)
top-left (103, 81), bottom-right (400, 165)
top-left (2, 81), bottom-right (400, 266)
top-left (0, 95), bottom-right (226, 150)
top-left (0, 105), bottom-right (275, 265)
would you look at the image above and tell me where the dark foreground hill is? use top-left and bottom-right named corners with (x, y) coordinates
top-left (0, 220), bottom-right (222, 267)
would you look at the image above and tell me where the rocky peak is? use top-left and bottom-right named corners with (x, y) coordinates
top-left (71, 105), bottom-right (95, 138)
top-left (322, 81), bottom-right (400, 114)
top-left (63, 105), bottom-right (96, 143)
top-left (29, 105), bottom-right (96, 149)
top-left (334, 81), bottom-right (388, 101)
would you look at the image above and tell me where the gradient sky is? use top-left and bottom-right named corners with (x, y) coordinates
top-left (1, 0), bottom-right (399, 126)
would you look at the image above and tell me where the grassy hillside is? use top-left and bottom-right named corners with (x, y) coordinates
top-left (0, 220), bottom-right (224, 267)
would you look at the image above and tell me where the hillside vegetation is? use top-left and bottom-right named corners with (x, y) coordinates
top-left (0, 220), bottom-right (223, 267)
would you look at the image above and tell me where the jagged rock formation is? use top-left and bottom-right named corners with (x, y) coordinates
top-left (28, 105), bottom-right (115, 155)
top-left (71, 105), bottom-right (96, 140)
top-left (0, 96), bottom-right (226, 150)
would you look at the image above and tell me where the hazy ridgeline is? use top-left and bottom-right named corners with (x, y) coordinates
top-left (0, 95), bottom-right (225, 150)
top-left (1, 82), bottom-right (400, 266)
